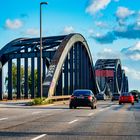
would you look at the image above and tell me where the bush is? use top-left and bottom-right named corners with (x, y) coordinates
top-left (28, 98), bottom-right (53, 106)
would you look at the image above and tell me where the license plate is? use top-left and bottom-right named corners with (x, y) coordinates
top-left (77, 96), bottom-right (84, 99)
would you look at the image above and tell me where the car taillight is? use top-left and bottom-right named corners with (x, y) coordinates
top-left (130, 96), bottom-right (134, 100)
top-left (88, 96), bottom-right (92, 100)
top-left (70, 96), bottom-right (75, 99)
top-left (120, 96), bottom-right (123, 100)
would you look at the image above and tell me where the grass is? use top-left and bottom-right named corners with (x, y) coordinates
top-left (27, 98), bottom-right (53, 106)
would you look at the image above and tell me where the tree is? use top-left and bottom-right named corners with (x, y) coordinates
top-left (5, 62), bottom-right (38, 96)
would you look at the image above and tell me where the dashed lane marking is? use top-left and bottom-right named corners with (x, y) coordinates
top-left (68, 119), bottom-right (78, 124)
top-left (32, 111), bottom-right (42, 115)
top-left (0, 117), bottom-right (8, 121)
top-left (31, 134), bottom-right (46, 140)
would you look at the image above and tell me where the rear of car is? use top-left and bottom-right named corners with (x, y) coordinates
top-left (131, 92), bottom-right (139, 103)
top-left (96, 93), bottom-right (106, 101)
top-left (111, 93), bottom-right (120, 101)
top-left (119, 92), bottom-right (134, 105)
top-left (69, 89), bottom-right (97, 109)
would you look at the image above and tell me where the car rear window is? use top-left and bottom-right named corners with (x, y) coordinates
top-left (73, 90), bottom-right (92, 96)
top-left (113, 94), bottom-right (120, 96)
top-left (121, 92), bottom-right (132, 96)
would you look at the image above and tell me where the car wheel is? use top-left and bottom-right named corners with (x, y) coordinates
top-left (69, 104), bottom-right (73, 109)
top-left (132, 102), bottom-right (134, 105)
top-left (94, 105), bottom-right (97, 109)
top-left (119, 102), bottom-right (122, 105)
top-left (91, 106), bottom-right (94, 109)
top-left (74, 106), bottom-right (77, 109)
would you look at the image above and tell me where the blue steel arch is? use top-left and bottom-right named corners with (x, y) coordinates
top-left (0, 35), bottom-right (67, 100)
top-left (43, 33), bottom-right (97, 97)
top-left (95, 59), bottom-right (128, 94)
top-left (0, 33), bottom-right (97, 100)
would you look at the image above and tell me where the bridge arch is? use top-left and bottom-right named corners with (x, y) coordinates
top-left (0, 33), bottom-right (97, 100)
top-left (43, 33), bottom-right (97, 97)
top-left (95, 59), bottom-right (124, 94)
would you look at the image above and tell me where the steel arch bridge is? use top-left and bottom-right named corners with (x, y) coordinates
top-left (0, 33), bottom-right (97, 100)
top-left (95, 59), bottom-right (129, 95)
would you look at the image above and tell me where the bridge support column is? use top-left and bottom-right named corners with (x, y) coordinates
top-left (43, 58), bottom-right (46, 81)
top-left (74, 45), bottom-right (78, 90)
top-left (31, 58), bottom-right (35, 98)
top-left (56, 71), bottom-right (62, 96)
top-left (0, 69), bottom-right (3, 100)
top-left (8, 59), bottom-right (12, 100)
top-left (24, 52), bottom-right (28, 99)
top-left (64, 56), bottom-right (68, 95)
top-left (70, 47), bottom-right (73, 94)
top-left (82, 48), bottom-right (86, 89)
top-left (86, 56), bottom-right (90, 89)
top-left (17, 58), bottom-right (21, 99)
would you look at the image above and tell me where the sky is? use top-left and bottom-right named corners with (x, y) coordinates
top-left (0, 0), bottom-right (140, 91)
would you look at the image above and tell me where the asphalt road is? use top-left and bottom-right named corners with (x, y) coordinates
top-left (0, 100), bottom-right (140, 140)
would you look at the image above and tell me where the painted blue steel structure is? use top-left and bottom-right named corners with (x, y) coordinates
top-left (95, 59), bottom-right (129, 95)
top-left (0, 33), bottom-right (97, 100)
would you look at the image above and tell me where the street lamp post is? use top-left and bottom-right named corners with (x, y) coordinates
top-left (40, 2), bottom-right (48, 98)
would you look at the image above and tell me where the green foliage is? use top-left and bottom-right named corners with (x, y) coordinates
top-left (5, 62), bottom-right (38, 96)
top-left (28, 98), bottom-right (53, 105)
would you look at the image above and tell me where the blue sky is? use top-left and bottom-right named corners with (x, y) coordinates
top-left (0, 0), bottom-right (140, 91)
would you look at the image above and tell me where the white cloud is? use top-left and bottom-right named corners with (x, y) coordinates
top-left (116, 7), bottom-right (135, 19)
top-left (121, 41), bottom-right (140, 61)
top-left (129, 41), bottom-right (140, 51)
top-left (86, 0), bottom-right (111, 15)
top-left (103, 48), bottom-right (112, 53)
top-left (5, 19), bottom-right (23, 29)
top-left (129, 54), bottom-right (140, 61)
top-left (97, 48), bottom-right (121, 59)
top-left (25, 28), bottom-right (39, 36)
top-left (95, 21), bottom-right (108, 28)
top-left (88, 29), bottom-right (94, 36)
top-left (63, 26), bottom-right (74, 34)
top-left (123, 66), bottom-right (140, 80)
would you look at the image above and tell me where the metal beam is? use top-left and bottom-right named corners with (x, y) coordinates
top-left (24, 49), bottom-right (28, 98)
top-left (31, 57), bottom-right (35, 98)
top-left (0, 69), bottom-right (2, 100)
top-left (70, 47), bottom-right (73, 94)
top-left (64, 56), bottom-right (68, 95)
top-left (74, 44), bottom-right (78, 90)
top-left (17, 58), bottom-right (21, 99)
top-left (8, 59), bottom-right (12, 100)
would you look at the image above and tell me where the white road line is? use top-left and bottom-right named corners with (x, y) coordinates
top-left (31, 134), bottom-right (46, 140)
top-left (68, 119), bottom-right (78, 124)
top-left (99, 109), bottom-right (105, 112)
top-left (88, 113), bottom-right (94, 116)
top-left (0, 117), bottom-right (8, 121)
top-left (32, 111), bottom-right (42, 115)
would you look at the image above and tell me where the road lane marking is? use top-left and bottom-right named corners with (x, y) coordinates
top-left (31, 134), bottom-right (46, 140)
top-left (0, 117), bottom-right (8, 121)
top-left (68, 119), bottom-right (78, 124)
top-left (99, 109), bottom-right (105, 112)
top-left (88, 113), bottom-right (94, 116)
top-left (32, 111), bottom-right (42, 115)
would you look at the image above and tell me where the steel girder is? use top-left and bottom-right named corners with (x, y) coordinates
top-left (95, 59), bottom-right (128, 94)
top-left (0, 33), bottom-right (97, 99)
top-left (43, 33), bottom-right (97, 97)
top-left (0, 35), bottom-right (66, 99)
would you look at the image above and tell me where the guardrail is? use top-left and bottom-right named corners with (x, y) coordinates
top-left (48, 95), bottom-right (71, 101)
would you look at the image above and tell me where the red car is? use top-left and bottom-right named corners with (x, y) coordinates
top-left (119, 92), bottom-right (134, 105)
